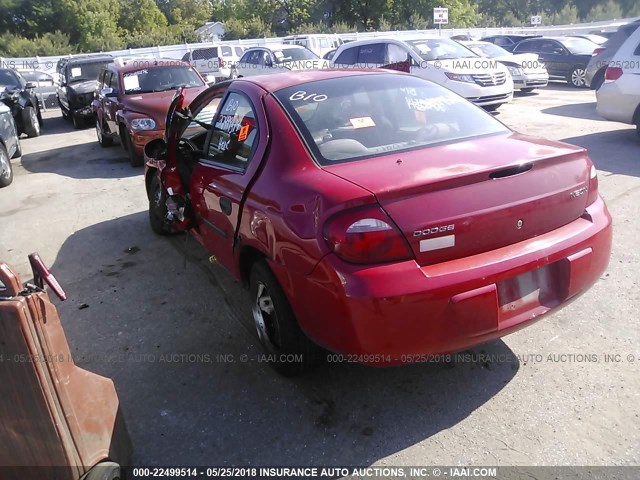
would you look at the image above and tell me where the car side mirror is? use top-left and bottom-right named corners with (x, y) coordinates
top-left (25, 82), bottom-right (36, 89)
top-left (101, 87), bottom-right (116, 97)
top-left (553, 48), bottom-right (565, 54)
top-left (144, 138), bottom-right (167, 161)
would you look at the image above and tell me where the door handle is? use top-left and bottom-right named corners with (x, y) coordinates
top-left (219, 196), bottom-right (232, 216)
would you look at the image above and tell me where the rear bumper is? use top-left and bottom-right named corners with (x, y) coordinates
top-left (283, 196), bottom-right (612, 363)
top-left (513, 72), bottom-right (549, 89)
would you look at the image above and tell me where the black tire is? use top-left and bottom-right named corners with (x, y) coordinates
top-left (0, 144), bottom-right (14, 188)
top-left (568, 65), bottom-right (587, 88)
top-left (591, 69), bottom-right (605, 91)
top-left (96, 118), bottom-right (114, 147)
top-left (148, 174), bottom-right (174, 235)
top-left (483, 104), bottom-right (500, 112)
top-left (12, 140), bottom-right (22, 158)
top-left (520, 87), bottom-right (535, 93)
top-left (72, 112), bottom-right (83, 129)
top-left (249, 260), bottom-right (323, 376)
top-left (636, 123), bottom-right (640, 138)
top-left (125, 131), bottom-right (143, 167)
top-left (83, 462), bottom-right (121, 480)
top-left (22, 106), bottom-right (41, 137)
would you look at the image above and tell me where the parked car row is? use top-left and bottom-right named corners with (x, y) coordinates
top-left (479, 21), bottom-right (640, 90)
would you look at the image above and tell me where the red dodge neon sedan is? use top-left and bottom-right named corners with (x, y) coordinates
top-left (143, 70), bottom-right (612, 375)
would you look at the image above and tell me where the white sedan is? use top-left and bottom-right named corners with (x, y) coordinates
top-left (461, 41), bottom-right (549, 92)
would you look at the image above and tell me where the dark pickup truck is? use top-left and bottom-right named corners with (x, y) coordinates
top-left (57, 54), bottom-right (113, 128)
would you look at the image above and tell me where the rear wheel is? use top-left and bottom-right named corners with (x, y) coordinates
top-left (96, 118), bottom-right (114, 147)
top-left (483, 104), bottom-right (501, 112)
top-left (568, 66), bottom-right (586, 88)
top-left (22, 106), bottom-right (41, 137)
top-left (250, 260), bottom-right (323, 376)
top-left (0, 144), bottom-right (14, 188)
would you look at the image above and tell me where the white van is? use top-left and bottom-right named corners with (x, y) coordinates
top-left (331, 37), bottom-right (513, 110)
top-left (283, 34), bottom-right (343, 58)
top-left (596, 26), bottom-right (640, 135)
top-left (181, 44), bottom-right (245, 83)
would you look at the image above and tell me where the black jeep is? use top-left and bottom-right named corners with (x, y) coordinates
top-left (57, 54), bottom-right (113, 128)
top-left (0, 68), bottom-right (43, 138)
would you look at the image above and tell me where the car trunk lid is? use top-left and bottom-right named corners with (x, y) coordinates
top-left (323, 133), bottom-right (592, 265)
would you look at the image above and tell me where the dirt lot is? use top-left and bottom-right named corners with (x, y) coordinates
top-left (1, 84), bottom-right (639, 468)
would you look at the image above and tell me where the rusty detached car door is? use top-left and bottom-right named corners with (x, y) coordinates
top-left (0, 254), bottom-right (131, 480)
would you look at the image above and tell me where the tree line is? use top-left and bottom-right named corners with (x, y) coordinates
top-left (0, 0), bottom-right (638, 57)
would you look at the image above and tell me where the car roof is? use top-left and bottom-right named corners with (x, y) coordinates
top-left (233, 69), bottom-right (400, 92)
top-left (338, 37), bottom-right (437, 47)
top-left (519, 36), bottom-right (585, 43)
top-left (245, 44), bottom-right (307, 51)
top-left (64, 54), bottom-right (113, 65)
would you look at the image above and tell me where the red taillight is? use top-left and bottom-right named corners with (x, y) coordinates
top-left (604, 66), bottom-right (623, 81)
top-left (587, 164), bottom-right (598, 206)
top-left (592, 47), bottom-right (606, 57)
top-left (323, 206), bottom-right (413, 264)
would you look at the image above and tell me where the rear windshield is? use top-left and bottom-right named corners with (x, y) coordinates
top-left (123, 66), bottom-right (204, 94)
top-left (274, 48), bottom-right (318, 63)
top-left (468, 43), bottom-right (510, 58)
top-left (274, 74), bottom-right (509, 165)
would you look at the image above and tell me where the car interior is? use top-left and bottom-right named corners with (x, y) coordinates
top-left (289, 86), bottom-right (466, 161)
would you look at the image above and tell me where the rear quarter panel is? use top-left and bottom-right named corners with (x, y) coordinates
top-left (236, 93), bottom-right (375, 282)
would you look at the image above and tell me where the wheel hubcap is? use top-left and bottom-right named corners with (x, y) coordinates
top-left (252, 282), bottom-right (278, 351)
top-left (572, 69), bottom-right (585, 86)
top-left (0, 150), bottom-right (9, 179)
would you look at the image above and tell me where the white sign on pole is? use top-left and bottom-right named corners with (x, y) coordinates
top-left (434, 7), bottom-right (449, 25)
top-left (531, 15), bottom-right (542, 25)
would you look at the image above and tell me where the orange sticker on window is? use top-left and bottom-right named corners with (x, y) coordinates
top-left (349, 117), bottom-right (376, 128)
top-left (238, 124), bottom-right (250, 142)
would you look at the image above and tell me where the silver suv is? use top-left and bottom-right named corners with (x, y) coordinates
top-left (585, 19), bottom-right (640, 90)
top-left (181, 45), bottom-right (245, 83)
